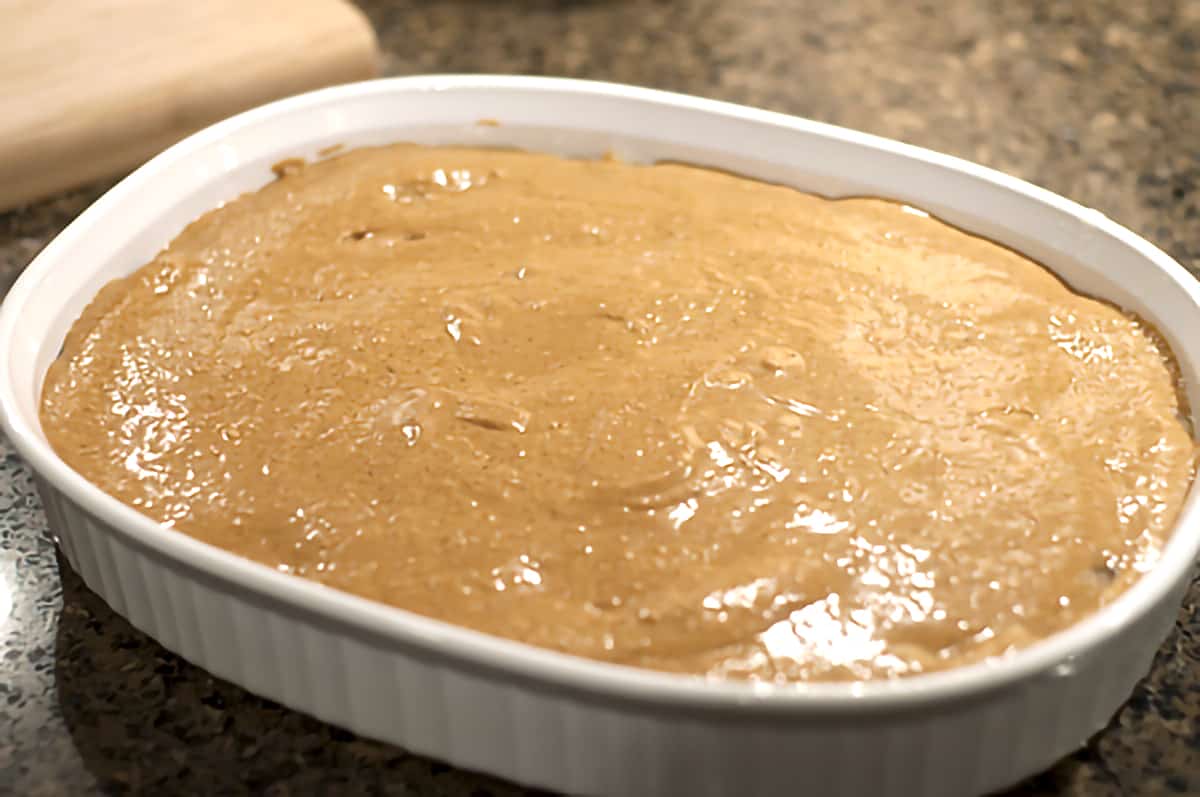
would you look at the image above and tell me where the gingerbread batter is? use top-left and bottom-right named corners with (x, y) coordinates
top-left (40, 145), bottom-right (1197, 681)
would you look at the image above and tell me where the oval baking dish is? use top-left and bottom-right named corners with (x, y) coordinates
top-left (2, 77), bottom-right (1198, 797)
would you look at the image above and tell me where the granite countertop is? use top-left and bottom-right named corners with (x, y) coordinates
top-left (2, 1), bottom-right (1198, 794)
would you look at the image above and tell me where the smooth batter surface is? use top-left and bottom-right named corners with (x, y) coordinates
top-left (41, 145), bottom-right (1197, 681)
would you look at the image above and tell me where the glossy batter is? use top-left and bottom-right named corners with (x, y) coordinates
top-left (41, 145), bottom-right (1197, 681)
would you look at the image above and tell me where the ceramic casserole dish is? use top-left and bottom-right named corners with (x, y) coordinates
top-left (2, 76), bottom-right (1199, 797)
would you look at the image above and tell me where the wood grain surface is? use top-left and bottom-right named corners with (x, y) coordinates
top-left (0, 0), bottom-right (379, 211)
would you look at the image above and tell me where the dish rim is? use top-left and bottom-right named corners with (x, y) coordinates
top-left (3, 74), bottom-right (1199, 716)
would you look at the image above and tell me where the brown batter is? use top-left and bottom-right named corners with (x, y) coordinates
top-left (40, 145), bottom-right (1197, 681)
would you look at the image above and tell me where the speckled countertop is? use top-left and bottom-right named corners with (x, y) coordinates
top-left (1, 1), bottom-right (1198, 794)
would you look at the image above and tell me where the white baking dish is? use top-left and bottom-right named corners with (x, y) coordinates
top-left (3, 76), bottom-right (1199, 797)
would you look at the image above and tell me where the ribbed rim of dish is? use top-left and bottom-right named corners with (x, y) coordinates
top-left (3, 75), bottom-right (1199, 715)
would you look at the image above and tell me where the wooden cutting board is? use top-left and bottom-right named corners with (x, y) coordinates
top-left (0, 0), bottom-right (380, 211)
